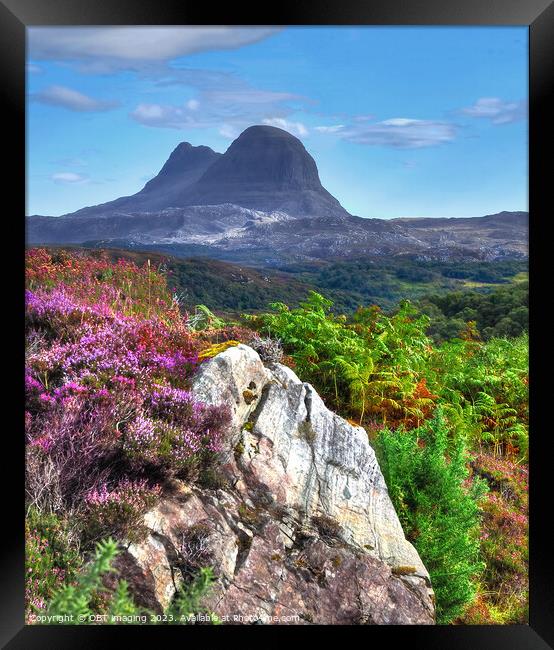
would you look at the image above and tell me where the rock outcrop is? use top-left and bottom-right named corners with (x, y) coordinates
top-left (115, 344), bottom-right (435, 624)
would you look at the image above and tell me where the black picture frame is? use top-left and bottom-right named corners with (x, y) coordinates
top-left (3, 1), bottom-right (551, 647)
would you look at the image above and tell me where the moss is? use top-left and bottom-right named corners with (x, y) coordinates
top-left (392, 565), bottom-right (417, 576)
top-left (311, 514), bottom-right (343, 541)
top-left (243, 421), bottom-right (254, 432)
top-left (298, 420), bottom-right (317, 442)
top-left (237, 503), bottom-right (263, 528)
top-left (242, 389), bottom-right (258, 405)
top-left (270, 553), bottom-right (282, 562)
top-left (331, 555), bottom-right (343, 568)
top-left (198, 340), bottom-right (239, 361)
top-left (234, 441), bottom-right (245, 460)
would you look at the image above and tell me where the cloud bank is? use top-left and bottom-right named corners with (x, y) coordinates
top-left (30, 85), bottom-right (118, 112)
top-left (28, 27), bottom-right (280, 70)
top-left (315, 118), bottom-right (456, 148)
top-left (461, 98), bottom-right (527, 124)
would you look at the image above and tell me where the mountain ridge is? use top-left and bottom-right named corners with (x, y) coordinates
top-left (26, 125), bottom-right (528, 264)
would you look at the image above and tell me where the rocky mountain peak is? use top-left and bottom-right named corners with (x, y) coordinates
top-left (139, 142), bottom-right (220, 196)
top-left (179, 125), bottom-right (350, 218)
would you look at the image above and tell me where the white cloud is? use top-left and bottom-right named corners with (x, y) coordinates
top-left (130, 103), bottom-right (199, 129)
top-left (262, 118), bottom-right (308, 137)
top-left (26, 63), bottom-right (42, 74)
top-left (317, 117), bottom-right (456, 148)
top-left (28, 27), bottom-right (279, 69)
top-left (461, 97), bottom-right (527, 124)
top-left (51, 172), bottom-right (88, 184)
top-left (315, 125), bottom-right (345, 133)
top-left (30, 85), bottom-right (118, 112)
top-left (130, 84), bottom-right (304, 135)
top-left (219, 124), bottom-right (241, 140)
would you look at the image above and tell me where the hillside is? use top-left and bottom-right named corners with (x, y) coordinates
top-left (25, 248), bottom-right (528, 625)
top-left (35, 246), bottom-right (528, 338)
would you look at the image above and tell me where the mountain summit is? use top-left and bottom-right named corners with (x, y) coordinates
top-left (52, 125), bottom-right (348, 220)
top-left (179, 125), bottom-right (349, 218)
top-left (64, 142), bottom-right (221, 218)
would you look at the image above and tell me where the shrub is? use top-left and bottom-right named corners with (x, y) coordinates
top-left (25, 508), bottom-right (82, 621)
top-left (25, 249), bottom-right (231, 547)
top-left (82, 480), bottom-right (162, 545)
top-left (249, 334), bottom-right (284, 364)
top-left (461, 453), bottom-right (528, 624)
top-left (41, 537), bottom-right (219, 625)
top-left (376, 411), bottom-right (487, 624)
top-left (45, 538), bottom-right (140, 623)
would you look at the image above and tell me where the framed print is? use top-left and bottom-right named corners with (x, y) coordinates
top-left (1, 0), bottom-right (552, 647)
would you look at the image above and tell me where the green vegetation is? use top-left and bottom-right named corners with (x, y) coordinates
top-left (25, 508), bottom-right (82, 616)
top-left (377, 412), bottom-right (487, 624)
top-left (39, 246), bottom-right (527, 329)
top-left (26, 248), bottom-right (528, 626)
top-left (246, 290), bottom-right (528, 623)
top-left (43, 538), bottom-right (218, 624)
top-left (419, 280), bottom-right (528, 341)
top-left (277, 257), bottom-right (526, 310)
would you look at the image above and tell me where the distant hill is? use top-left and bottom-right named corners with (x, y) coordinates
top-left (35, 244), bottom-right (528, 315)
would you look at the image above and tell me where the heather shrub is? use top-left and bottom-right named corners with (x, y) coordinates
top-left (25, 249), bottom-right (231, 551)
top-left (122, 394), bottom-right (230, 479)
top-left (82, 480), bottom-right (162, 545)
top-left (26, 248), bottom-right (178, 323)
top-left (25, 382), bottom-right (135, 512)
top-left (461, 453), bottom-right (528, 624)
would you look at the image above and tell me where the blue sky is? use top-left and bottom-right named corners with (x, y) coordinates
top-left (27, 26), bottom-right (528, 218)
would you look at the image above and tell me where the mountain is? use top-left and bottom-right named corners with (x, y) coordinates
top-left (178, 125), bottom-right (349, 217)
top-left (59, 142), bottom-right (221, 219)
top-left (26, 125), bottom-right (528, 264)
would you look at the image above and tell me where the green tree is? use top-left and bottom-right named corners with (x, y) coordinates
top-left (376, 411), bottom-right (487, 624)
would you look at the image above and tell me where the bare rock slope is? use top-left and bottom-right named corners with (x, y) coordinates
top-left (116, 345), bottom-right (435, 624)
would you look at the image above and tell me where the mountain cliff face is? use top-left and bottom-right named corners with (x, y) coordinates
top-left (114, 344), bottom-right (435, 624)
top-left (179, 125), bottom-right (349, 218)
top-left (26, 125), bottom-right (528, 263)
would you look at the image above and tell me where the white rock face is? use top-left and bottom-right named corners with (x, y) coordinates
top-left (190, 344), bottom-right (429, 582)
top-left (121, 344), bottom-right (434, 623)
top-left (191, 344), bottom-right (272, 433)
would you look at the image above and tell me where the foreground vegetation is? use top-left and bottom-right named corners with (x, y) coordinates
top-left (39, 246), bottom-right (528, 341)
top-left (25, 249), bottom-right (528, 625)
